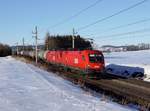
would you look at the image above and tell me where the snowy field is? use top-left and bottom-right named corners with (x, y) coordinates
top-left (104, 50), bottom-right (150, 81)
top-left (0, 56), bottom-right (137, 111)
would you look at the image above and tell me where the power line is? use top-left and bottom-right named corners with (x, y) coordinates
top-left (77, 0), bottom-right (148, 31)
top-left (50, 0), bottom-right (103, 29)
top-left (100, 33), bottom-right (150, 42)
top-left (103, 18), bottom-right (150, 32)
top-left (97, 28), bottom-right (150, 38)
top-left (82, 18), bottom-right (150, 37)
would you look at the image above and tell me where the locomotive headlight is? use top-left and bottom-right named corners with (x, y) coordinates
top-left (87, 65), bottom-right (90, 67)
top-left (94, 66), bottom-right (100, 68)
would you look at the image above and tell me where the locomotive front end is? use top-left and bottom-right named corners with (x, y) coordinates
top-left (86, 50), bottom-right (105, 74)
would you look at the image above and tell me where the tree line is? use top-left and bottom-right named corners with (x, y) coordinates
top-left (0, 43), bottom-right (12, 57)
top-left (126, 43), bottom-right (150, 51)
top-left (44, 32), bottom-right (92, 50)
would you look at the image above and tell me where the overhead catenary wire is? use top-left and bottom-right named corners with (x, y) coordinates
top-left (96, 28), bottom-right (150, 39)
top-left (99, 36), bottom-right (150, 45)
top-left (82, 18), bottom-right (150, 37)
top-left (99, 33), bottom-right (150, 42)
top-left (103, 18), bottom-right (150, 32)
top-left (49, 0), bottom-right (103, 29)
top-left (23, 0), bottom-right (149, 47)
top-left (77, 0), bottom-right (148, 31)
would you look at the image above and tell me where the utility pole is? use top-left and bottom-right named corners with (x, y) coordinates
top-left (72, 28), bottom-right (75, 49)
top-left (22, 37), bottom-right (25, 52)
top-left (32, 26), bottom-right (38, 64)
top-left (46, 41), bottom-right (49, 50)
top-left (15, 42), bottom-right (19, 55)
top-left (46, 34), bottom-right (49, 50)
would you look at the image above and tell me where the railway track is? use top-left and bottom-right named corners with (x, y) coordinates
top-left (54, 68), bottom-right (150, 110)
top-left (86, 79), bottom-right (150, 102)
top-left (64, 72), bottom-right (150, 108)
top-left (47, 64), bottom-right (150, 109)
top-left (15, 56), bottom-right (150, 110)
top-left (120, 78), bottom-right (150, 88)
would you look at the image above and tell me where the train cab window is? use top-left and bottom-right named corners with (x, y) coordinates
top-left (82, 55), bottom-right (85, 61)
top-left (89, 54), bottom-right (103, 63)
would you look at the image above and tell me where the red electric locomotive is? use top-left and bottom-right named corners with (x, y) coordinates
top-left (45, 50), bottom-right (105, 74)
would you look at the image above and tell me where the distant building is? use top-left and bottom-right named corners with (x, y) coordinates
top-left (100, 43), bottom-right (150, 52)
top-left (138, 43), bottom-right (150, 50)
top-left (100, 45), bottom-right (127, 52)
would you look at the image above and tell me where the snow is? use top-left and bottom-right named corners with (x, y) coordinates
top-left (0, 56), bottom-right (137, 111)
top-left (104, 50), bottom-right (150, 81)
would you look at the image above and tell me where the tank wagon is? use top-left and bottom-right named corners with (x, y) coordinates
top-left (38, 51), bottom-right (45, 60)
top-left (18, 49), bottom-right (144, 78)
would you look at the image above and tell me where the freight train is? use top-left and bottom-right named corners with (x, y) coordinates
top-left (19, 50), bottom-right (105, 76)
top-left (18, 49), bottom-right (144, 79)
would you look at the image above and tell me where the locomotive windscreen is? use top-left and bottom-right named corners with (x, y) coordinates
top-left (89, 54), bottom-right (103, 63)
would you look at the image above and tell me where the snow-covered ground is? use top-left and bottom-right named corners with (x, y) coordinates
top-left (0, 56), bottom-right (137, 111)
top-left (104, 50), bottom-right (150, 81)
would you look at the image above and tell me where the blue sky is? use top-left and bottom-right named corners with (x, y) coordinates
top-left (0, 0), bottom-right (150, 46)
